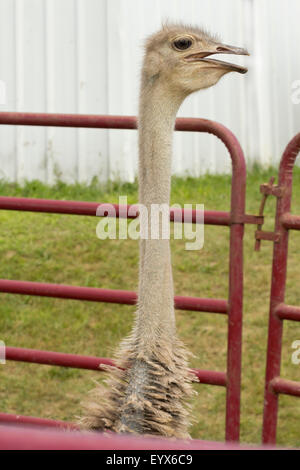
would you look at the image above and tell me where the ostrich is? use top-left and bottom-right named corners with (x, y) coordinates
top-left (81, 23), bottom-right (248, 438)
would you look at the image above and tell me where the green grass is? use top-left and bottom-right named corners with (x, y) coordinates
top-left (0, 167), bottom-right (300, 446)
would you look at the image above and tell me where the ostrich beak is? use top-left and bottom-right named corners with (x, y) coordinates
top-left (185, 43), bottom-right (249, 74)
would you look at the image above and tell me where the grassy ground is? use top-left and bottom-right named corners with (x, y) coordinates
top-left (0, 167), bottom-right (299, 446)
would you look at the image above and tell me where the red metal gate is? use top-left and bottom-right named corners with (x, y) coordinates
top-left (260, 133), bottom-right (300, 444)
top-left (0, 111), bottom-right (261, 444)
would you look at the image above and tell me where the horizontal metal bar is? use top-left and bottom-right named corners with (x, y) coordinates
top-left (5, 346), bottom-right (226, 387)
top-left (6, 346), bottom-right (113, 371)
top-left (193, 369), bottom-right (226, 386)
top-left (270, 377), bottom-right (300, 397)
top-left (0, 196), bottom-right (230, 226)
top-left (0, 196), bottom-right (118, 217)
top-left (0, 112), bottom-right (138, 129)
top-left (255, 230), bottom-right (281, 242)
top-left (0, 412), bottom-right (77, 430)
top-left (0, 423), bottom-right (281, 450)
top-left (0, 279), bottom-right (228, 314)
top-left (281, 213), bottom-right (300, 230)
top-left (0, 196), bottom-right (260, 226)
top-left (243, 214), bottom-right (264, 225)
top-left (275, 303), bottom-right (300, 322)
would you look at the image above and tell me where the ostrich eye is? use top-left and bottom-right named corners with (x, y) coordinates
top-left (173, 38), bottom-right (193, 51)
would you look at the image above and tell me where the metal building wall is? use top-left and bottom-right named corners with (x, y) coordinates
top-left (0, 0), bottom-right (299, 183)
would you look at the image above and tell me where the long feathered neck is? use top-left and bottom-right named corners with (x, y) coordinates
top-left (136, 76), bottom-right (183, 349)
top-left (81, 70), bottom-right (193, 438)
top-left (112, 75), bottom-right (193, 435)
top-left (138, 77), bottom-right (182, 205)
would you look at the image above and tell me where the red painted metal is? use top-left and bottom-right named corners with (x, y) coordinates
top-left (262, 133), bottom-right (300, 445)
top-left (6, 346), bottom-right (114, 371)
top-left (275, 304), bottom-right (300, 322)
top-left (0, 412), bottom-right (77, 430)
top-left (0, 112), bottom-right (138, 129)
top-left (281, 213), bottom-right (300, 230)
top-left (0, 196), bottom-right (231, 226)
top-left (0, 279), bottom-right (228, 313)
top-left (270, 378), bottom-right (300, 398)
top-left (5, 346), bottom-right (227, 386)
top-left (0, 111), bottom-right (246, 443)
top-left (0, 424), bottom-right (282, 451)
top-left (0, 196), bottom-right (261, 225)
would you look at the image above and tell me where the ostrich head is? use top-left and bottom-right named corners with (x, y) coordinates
top-left (142, 23), bottom-right (249, 96)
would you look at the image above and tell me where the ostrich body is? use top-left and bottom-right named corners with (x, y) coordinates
top-left (82, 23), bottom-right (248, 438)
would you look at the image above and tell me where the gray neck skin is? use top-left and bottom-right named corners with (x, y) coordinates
top-left (119, 77), bottom-right (186, 433)
top-left (134, 76), bottom-right (184, 352)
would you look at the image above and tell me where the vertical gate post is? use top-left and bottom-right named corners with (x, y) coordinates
top-left (226, 222), bottom-right (245, 441)
top-left (226, 154), bottom-right (246, 442)
top-left (262, 133), bottom-right (300, 444)
top-left (179, 120), bottom-right (247, 442)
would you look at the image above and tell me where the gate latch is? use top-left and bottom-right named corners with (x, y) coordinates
top-left (254, 177), bottom-right (283, 251)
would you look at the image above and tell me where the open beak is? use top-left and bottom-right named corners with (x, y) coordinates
top-left (185, 43), bottom-right (249, 74)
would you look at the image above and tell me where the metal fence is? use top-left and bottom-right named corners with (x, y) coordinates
top-left (1, 112), bottom-right (300, 448)
top-left (0, 111), bottom-right (257, 444)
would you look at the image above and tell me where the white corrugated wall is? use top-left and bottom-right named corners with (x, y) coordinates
top-left (0, 0), bottom-right (299, 183)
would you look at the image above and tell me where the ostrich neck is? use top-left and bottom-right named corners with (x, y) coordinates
top-left (117, 80), bottom-right (186, 434)
top-left (135, 79), bottom-right (183, 349)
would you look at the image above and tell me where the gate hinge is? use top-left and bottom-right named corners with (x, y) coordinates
top-left (260, 181), bottom-right (284, 198)
top-left (254, 177), bottom-right (283, 251)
